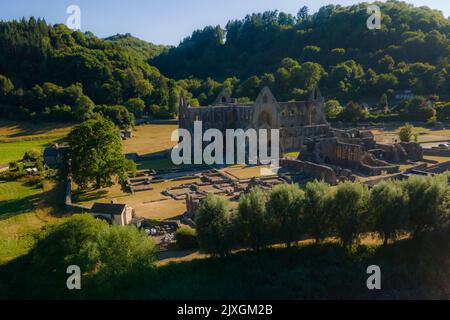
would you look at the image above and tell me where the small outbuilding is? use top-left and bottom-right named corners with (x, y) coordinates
top-left (43, 143), bottom-right (66, 166)
top-left (91, 202), bottom-right (134, 226)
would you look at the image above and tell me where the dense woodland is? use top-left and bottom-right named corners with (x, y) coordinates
top-left (153, 1), bottom-right (450, 102)
top-left (1, 1), bottom-right (450, 124)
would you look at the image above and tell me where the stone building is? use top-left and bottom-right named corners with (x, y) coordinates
top-left (178, 86), bottom-right (423, 178)
top-left (91, 202), bottom-right (134, 226)
top-left (179, 86), bottom-right (329, 154)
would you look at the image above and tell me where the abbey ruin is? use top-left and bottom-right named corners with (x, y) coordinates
top-left (178, 86), bottom-right (424, 184)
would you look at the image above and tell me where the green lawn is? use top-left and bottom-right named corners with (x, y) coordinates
top-left (0, 138), bottom-right (61, 167)
top-left (0, 121), bottom-right (71, 166)
top-left (0, 181), bottom-right (43, 218)
top-left (0, 181), bottom-right (46, 264)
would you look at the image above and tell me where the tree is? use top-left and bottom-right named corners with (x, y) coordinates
top-left (399, 123), bottom-right (414, 142)
top-left (297, 6), bottom-right (310, 21)
top-left (380, 93), bottom-right (389, 113)
top-left (175, 226), bottom-right (198, 250)
top-left (303, 181), bottom-right (333, 243)
top-left (125, 98), bottom-right (145, 118)
top-left (369, 180), bottom-right (407, 245)
top-left (66, 118), bottom-right (133, 189)
top-left (0, 74), bottom-right (14, 96)
top-left (266, 183), bottom-right (305, 248)
top-left (339, 101), bottom-right (369, 123)
top-left (90, 224), bottom-right (155, 282)
top-left (30, 214), bottom-right (155, 297)
top-left (94, 105), bottom-right (135, 129)
top-left (195, 194), bottom-right (233, 257)
top-left (324, 100), bottom-right (343, 119)
top-left (332, 181), bottom-right (369, 248)
top-left (32, 214), bottom-right (106, 274)
top-left (236, 187), bottom-right (269, 250)
top-left (402, 175), bottom-right (450, 236)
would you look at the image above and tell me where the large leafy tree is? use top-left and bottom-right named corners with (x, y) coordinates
top-left (266, 183), bottom-right (305, 248)
top-left (236, 187), bottom-right (269, 250)
top-left (332, 181), bottom-right (369, 248)
top-left (29, 214), bottom-right (155, 298)
top-left (369, 180), bottom-right (408, 245)
top-left (66, 118), bottom-right (134, 190)
top-left (195, 194), bottom-right (234, 257)
top-left (402, 175), bottom-right (450, 236)
top-left (303, 180), bottom-right (333, 243)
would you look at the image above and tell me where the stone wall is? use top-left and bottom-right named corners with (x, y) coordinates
top-left (280, 159), bottom-right (337, 185)
top-left (65, 179), bottom-right (90, 213)
top-left (423, 148), bottom-right (450, 157)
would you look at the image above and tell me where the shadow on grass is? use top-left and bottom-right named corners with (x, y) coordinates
top-left (72, 190), bottom-right (109, 203)
top-left (2, 122), bottom-right (73, 139)
top-left (0, 181), bottom-right (66, 221)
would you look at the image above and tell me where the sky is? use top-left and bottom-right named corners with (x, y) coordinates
top-left (0, 0), bottom-right (449, 45)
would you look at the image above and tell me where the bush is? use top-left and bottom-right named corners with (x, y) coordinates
top-left (176, 226), bottom-right (198, 250)
top-left (23, 175), bottom-right (43, 186)
top-left (399, 123), bottom-right (414, 142)
top-left (22, 149), bottom-right (41, 161)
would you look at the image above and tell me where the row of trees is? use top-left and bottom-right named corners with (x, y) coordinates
top-left (195, 175), bottom-right (450, 256)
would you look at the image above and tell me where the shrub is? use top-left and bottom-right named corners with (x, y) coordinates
top-left (22, 149), bottom-right (41, 161)
top-left (176, 226), bottom-right (198, 250)
top-left (23, 175), bottom-right (43, 186)
top-left (399, 123), bottom-right (414, 142)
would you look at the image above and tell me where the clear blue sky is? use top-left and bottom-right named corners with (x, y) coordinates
top-left (0, 0), bottom-right (449, 45)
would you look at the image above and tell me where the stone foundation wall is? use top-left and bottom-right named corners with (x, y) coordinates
top-left (280, 159), bottom-right (337, 185)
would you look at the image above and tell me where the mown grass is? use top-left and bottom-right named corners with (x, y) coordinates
top-left (0, 180), bottom-right (65, 264)
top-left (0, 181), bottom-right (43, 218)
top-left (0, 139), bottom-right (63, 167)
top-left (122, 124), bottom-right (177, 156)
top-left (0, 121), bottom-right (71, 166)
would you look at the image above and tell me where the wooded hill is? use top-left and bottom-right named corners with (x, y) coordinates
top-left (1, 1), bottom-right (450, 123)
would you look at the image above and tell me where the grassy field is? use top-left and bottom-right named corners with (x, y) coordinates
top-left (0, 121), bottom-right (72, 166)
top-left (373, 126), bottom-right (450, 144)
top-left (0, 180), bottom-right (64, 264)
top-left (73, 177), bottom-right (201, 220)
top-left (123, 124), bottom-right (177, 156)
top-left (0, 181), bottom-right (43, 218)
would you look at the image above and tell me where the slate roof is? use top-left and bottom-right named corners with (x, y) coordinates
top-left (91, 203), bottom-right (126, 215)
top-left (43, 146), bottom-right (67, 157)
